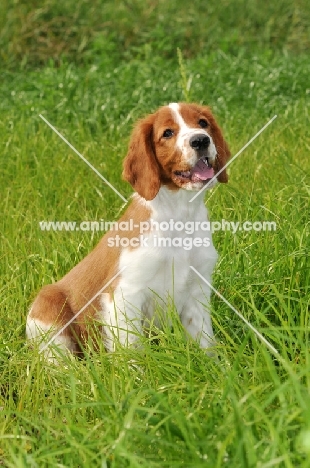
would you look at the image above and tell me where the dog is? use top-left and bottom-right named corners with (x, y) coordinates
top-left (26, 102), bottom-right (230, 357)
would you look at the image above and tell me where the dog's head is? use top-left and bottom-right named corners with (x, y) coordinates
top-left (123, 102), bottom-right (231, 200)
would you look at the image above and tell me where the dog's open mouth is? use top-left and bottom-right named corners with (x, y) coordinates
top-left (174, 157), bottom-right (215, 183)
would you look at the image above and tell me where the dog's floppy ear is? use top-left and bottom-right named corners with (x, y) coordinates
top-left (207, 110), bottom-right (231, 183)
top-left (123, 114), bottom-right (161, 200)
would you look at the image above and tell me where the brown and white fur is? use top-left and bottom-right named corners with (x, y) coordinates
top-left (26, 103), bottom-right (230, 357)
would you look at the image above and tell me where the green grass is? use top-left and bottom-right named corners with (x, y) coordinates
top-left (1, 0), bottom-right (310, 69)
top-left (1, 0), bottom-right (310, 466)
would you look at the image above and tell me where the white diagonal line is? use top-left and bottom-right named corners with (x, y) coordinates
top-left (39, 114), bottom-right (128, 203)
top-left (190, 266), bottom-right (279, 355)
top-left (39, 266), bottom-right (127, 354)
top-left (189, 115), bottom-right (277, 202)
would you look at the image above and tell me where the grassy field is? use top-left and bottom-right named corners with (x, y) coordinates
top-left (1, 0), bottom-right (310, 466)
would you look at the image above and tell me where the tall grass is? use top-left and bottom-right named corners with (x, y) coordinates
top-left (1, 0), bottom-right (310, 69)
top-left (0, 0), bottom-right (310, 466)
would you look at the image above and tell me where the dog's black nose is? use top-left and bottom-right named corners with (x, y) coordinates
top-left (189, 134), bottom-right (210, 150)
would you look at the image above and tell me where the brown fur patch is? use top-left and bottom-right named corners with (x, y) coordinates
top-left (29, 197), bottom-right (151, 350)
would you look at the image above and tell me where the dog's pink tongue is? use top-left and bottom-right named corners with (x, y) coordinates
top-left (191, 160), bottom-right (214, 181)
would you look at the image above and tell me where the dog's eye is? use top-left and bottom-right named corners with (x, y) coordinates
top-left (162, 129), bottom-right (174, 139)
top-left (198, 119), bottom-right (208, 128)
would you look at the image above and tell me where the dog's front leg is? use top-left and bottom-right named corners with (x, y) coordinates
top-left (100, 292), bottom-right (144, 352)
top-left (180, 293), bottom-right (215, 350)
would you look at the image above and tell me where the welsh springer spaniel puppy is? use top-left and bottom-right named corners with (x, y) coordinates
top-left (27, 103), bottom-right (230, 358)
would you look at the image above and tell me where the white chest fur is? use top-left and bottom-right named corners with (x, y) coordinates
top-left (101, 187), bottom-right (218, 350)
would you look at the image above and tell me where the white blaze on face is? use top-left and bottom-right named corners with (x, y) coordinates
top-left (168, 102), bottom-right (217, 165)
